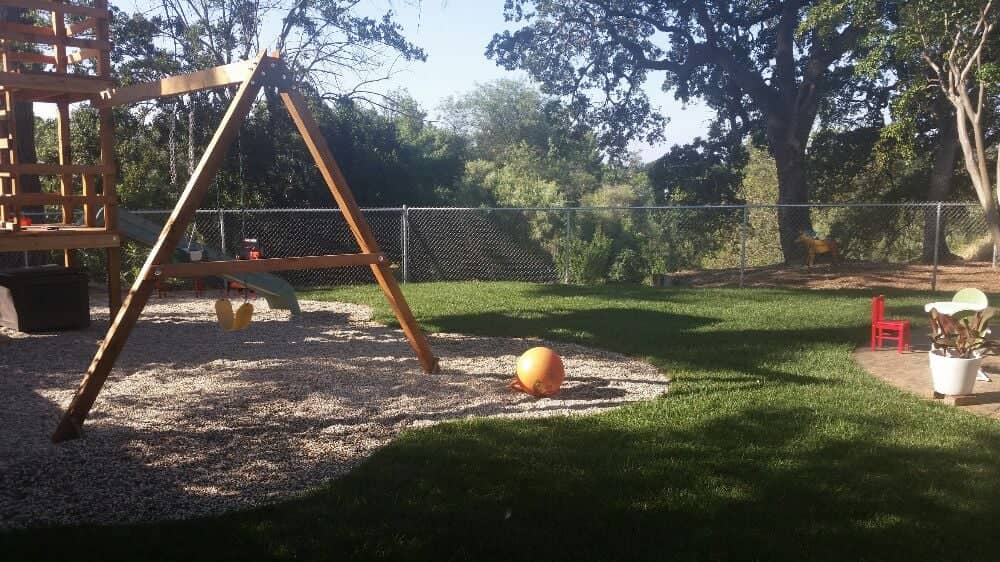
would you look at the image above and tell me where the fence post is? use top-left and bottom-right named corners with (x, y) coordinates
top-left (564, 208), bottom-right (572, 284)
top-left (401, 205), bottom-right (409, 284)
top-left (740, 205), bottom-right (748, 288)
top-left (932, 202), bottom-right (942, 291)
top-left (218, 208), bottom-right (226, 256)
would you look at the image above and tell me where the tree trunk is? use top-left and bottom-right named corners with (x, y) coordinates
top-left (922, 102), bottom-right (959, 263)
top-left (769, 126), bottom-right (811, 264)
top-left (951, 91), bottom-right (1000, 255)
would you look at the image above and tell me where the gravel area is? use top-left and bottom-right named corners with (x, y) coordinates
top-left (0, 295), bottom-right (667, 529)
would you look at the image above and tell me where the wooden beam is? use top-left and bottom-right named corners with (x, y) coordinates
top-left (81, 173), bottom-right (96, 226)
top-left (0, 26), bottom-right (109, 50)
top-left (95, 59), bottom-right (258, 108)
top-left (281, 89), bottom-right (439, 374)
top-left (0, 163), bottom-right (109, 174)
top-left (0, 21), bottom-right (53, 37)
top-left (3, 51), bottom-right (55, 65)
top-left (0, 231), bottom-right (119, 252)
top-left (0, 0), bottom-right (110, 19)
top-left (0, 70), bottom-right (111, 94)
top-left (0, 192), bottom-right (105, 204)
top-left (150, 253), bottom-right (384, 279)
top-left (94, 0), bottom-right (118, 315)
top-left (52, 54), bottom-right (268, 443)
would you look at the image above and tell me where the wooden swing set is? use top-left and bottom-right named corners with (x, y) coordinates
top-left (0, 0), bottom-right (439, 443)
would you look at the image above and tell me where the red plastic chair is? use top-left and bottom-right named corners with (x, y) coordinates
top-left (871, 295), bottom-right (910, 353)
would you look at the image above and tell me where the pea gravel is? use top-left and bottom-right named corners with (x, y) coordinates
top-left (0, 295), bottom-right (667, 529)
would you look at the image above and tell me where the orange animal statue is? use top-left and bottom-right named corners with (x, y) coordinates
top-left (796, 231), bottom-right (840, 270)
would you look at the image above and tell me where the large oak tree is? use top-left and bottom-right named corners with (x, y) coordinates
top-left (488, 0), bottom-right (889, 261)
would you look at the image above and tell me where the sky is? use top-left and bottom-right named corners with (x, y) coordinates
top-left (47, 0), bottom-right (716, 162)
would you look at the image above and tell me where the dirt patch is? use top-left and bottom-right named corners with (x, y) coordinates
top-left (674, 261), bottom-right (1000, 292)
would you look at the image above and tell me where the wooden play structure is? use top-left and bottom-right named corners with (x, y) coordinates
top-left (0, 0), bottom-right (122, 314)
top-left (0, 0), bottom-right (440, 442)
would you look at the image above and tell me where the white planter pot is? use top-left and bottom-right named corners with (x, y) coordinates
top-left (928, 350), bottom-right (982, 395)
top-left (188, 250), bottom-right (203, 262)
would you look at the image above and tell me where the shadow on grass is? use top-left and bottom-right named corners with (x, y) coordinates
top-left (7, 404), bottom-right (1000, 561)
top-left (420, 304), bottom-right (859, 391)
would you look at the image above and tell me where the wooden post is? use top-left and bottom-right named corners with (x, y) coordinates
top-left (52, 61), bottom-right (266, 442)
top-left (280, 89), bottom-right (439, 374)
top-left (92, 0), bottom-right (120, 313)
top-left (51, 5), bottom-right (74, 269)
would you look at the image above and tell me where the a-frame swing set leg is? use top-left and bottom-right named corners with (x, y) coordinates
top-left (52, 67), bottom-right (266, 442)
top-left (280, 90), bottom-right (438, 374)
top-left (53, 55), bottom-right (437, 443)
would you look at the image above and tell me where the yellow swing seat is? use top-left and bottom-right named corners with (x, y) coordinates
top-left (215, 299), bottom-right (254, 331)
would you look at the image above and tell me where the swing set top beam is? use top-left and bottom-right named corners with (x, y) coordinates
top-left (93, 53), bottom-right (290, 109)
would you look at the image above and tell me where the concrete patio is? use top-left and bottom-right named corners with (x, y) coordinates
top-left (855, 333), bottom-right (1000, 417)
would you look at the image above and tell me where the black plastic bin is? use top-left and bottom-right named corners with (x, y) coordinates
top-left (0, 265), bottom-right (90, 332)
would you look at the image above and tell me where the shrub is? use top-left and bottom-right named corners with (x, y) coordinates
top-left (609, 248), bottom-right (649, 283)
top-left (568, 226), bottom-right (613, 284)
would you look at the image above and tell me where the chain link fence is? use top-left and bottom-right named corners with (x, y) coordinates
top-left (1, 203), bottom-right (994, 290)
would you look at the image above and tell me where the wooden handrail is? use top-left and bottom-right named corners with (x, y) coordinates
top-left (0, 193), bottom-right (107, 204)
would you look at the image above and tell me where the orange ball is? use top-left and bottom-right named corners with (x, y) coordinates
top-left (511, 347), bottom-right (565, 397)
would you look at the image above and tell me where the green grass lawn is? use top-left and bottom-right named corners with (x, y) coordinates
top-left (5, 282), bottom-right (1000, 561)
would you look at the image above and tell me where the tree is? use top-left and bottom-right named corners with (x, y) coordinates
top-left (442, 79), bottom-right (605, 205)
top-left (648, 138), bottom-right (748, 205)
top-left (144, 0), bottom-right (425, 106)
top-left (94, 2), bottom-right (446, 210)
top-left (900, 0), bottom-right (1000, 250)
top-left (880, 89), bottom-right (966, 262)
top-left (488, 0), bottom-right (890, 261)
top-left (440, 79), bottom-right (552, 160)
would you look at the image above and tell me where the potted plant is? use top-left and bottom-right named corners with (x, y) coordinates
top-left (186, 229), bottom-right (205, 262)
top-left (928, 307), bottom-right (996, 395)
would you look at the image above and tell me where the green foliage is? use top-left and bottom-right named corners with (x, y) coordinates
top-left (440, 80), bottom-right (552, 161)
top-left (608, 248), bottom-right (648, 283)
top-left (487, 0), bottom-right (891, 156)
top-left (443, 79), bottom-right (604, 206)
top-left (648, 139), bottom-right (748, 205)
top-left (461, 144), bottom-right (563, 208)
top-left (567, 226), bottom-right (613, 284)
top-left (112, 1), bottom-right (425, 95)
top-left (930, 307), bottom-right (998, 358)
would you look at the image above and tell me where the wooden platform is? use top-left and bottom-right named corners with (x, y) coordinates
top-left (0, 225), bottom-right (119, 251)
